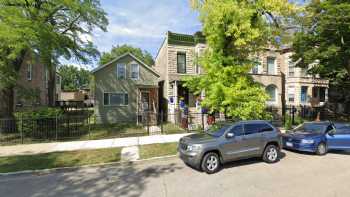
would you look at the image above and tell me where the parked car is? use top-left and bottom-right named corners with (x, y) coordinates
top-left (282, 121), bottom-right (350, 155)
top-left (178, 120), bottom-right (282, 174)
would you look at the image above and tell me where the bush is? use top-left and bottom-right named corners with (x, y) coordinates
top-left (14, 108), bottom-right (63, 138)
top-left (284, 114), bottom-right (305, 130)
top-left (14, 107), bottom-right (63, 119)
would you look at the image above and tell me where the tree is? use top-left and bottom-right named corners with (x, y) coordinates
top-left (58, 65), bottom-right (91, 91)
top-left (0, 0), bottom-right (108, 115)
top-left (99, 44), bottom-right (154, 66)
top-left (186, 0), bottom-right (296, 120)
top-left (292, 0), bottom-right (350, 84)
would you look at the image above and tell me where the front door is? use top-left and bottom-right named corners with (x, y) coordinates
top-left (221, 124), bottom-right (246, 161)
top-left (327, 124), bottom-right (350, 150)
top-left (141, 92), bottom-right (150, 112)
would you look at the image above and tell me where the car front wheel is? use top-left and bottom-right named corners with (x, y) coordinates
top-left (316, 142), bottom-right (327, 156)
top-left (263, 145), bottom-right (280, 163)
top-left (201, 152), bottom-right (221, 174)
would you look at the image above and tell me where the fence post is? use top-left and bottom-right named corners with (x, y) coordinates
top-left (160, 111), bottom-right (164, 135)
top-left (201, 112), bottom-right (204, 132)
top-left (88, 115), bottom-right (91, 140)
top-left (20, 115), bottom-right (24, 144)
top-left (55, 114), bottom-right (58, 141)
top-left (147, 112), bottom-right (150, 135)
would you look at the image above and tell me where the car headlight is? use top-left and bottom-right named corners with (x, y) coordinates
top-left (187, 144), bottom-right (201, 152)
top-left (301, 139), bottom-right (315, 144)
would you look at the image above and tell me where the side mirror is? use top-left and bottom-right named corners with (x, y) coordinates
top-left (226, 132), bottom-right (235, 138)
top-left (328, 129), bottom-right (336, 135)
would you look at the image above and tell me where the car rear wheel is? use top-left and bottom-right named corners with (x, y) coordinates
top-left (263, 145), bottom-right (280, 163)
top-left (201, 152), bottom-right (220, 174)
top-left (316, 143), bottom-right (327, 156)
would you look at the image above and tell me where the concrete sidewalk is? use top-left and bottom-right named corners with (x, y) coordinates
top-left (0, 133), bottom-right (190, 157)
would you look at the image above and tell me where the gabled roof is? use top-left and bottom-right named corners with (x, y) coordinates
top-left (91, 53), bottom-right (160, 77)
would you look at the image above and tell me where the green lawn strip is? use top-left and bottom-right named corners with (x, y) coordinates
top-left (0, 148), bottom-right (122, 173)
top-left (139, 143), bottom-right (178, 159)
top-left (162, 123), bottom-right (186, 134)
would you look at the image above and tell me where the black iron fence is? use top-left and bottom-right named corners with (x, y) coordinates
top-left (1, 107), bottom-right (347, 146)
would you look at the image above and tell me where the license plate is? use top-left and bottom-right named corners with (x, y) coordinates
top-left (286, 142), bottom-right (293, 147)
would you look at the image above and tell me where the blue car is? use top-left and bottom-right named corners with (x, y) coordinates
top-left (282, 121), bottom-right (350, 155)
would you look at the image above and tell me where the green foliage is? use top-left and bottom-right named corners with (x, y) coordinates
top-left (16, 86), bottom-right (41, 105)
top-left (14, 108), bottom-right (63, 119)
top-left (284, 114), bottom-right (304, 130)
top-left (185, 0), bottom-right (297, 120)
top-left (0, 0), bottom-right (108, 107)
top-left (292, 0), bottom-right (350, 82)
top-left (99, 44), bottom-right (154, 66)
top-left (58, 65), bottom-right (91, 91)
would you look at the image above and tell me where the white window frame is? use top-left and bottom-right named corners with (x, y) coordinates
top-left (27, 64), bottom-right (32, 81)
top-left (251, 59), bottom-right (262, 74)
top-left (288, 86), bottom-right (295, 103)
top-left (266, 85), bottom-right (278, 105)
top-left (103, 92), bottom-right (129, 106)
top-left (267, 57), bottom-right (277, 75)
top-left (116, 63), bottom-right (126, 80)
top-left (130, 63), bottom-right (140, 80)
top-left (288, 60), bottom-right (295, 77)
top-left (102, 92), bottom-right (130, 107)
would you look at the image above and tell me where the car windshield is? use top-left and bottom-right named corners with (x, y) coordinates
top-left (292, 123), bottom-right (327, 134)
top-left (205, 122), bottom-right (232, 137)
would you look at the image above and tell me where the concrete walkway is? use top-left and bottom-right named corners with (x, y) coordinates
top-left (121, 146), bottom-right (140, 162)
top-left (0, 133), bottom-right (190, 157)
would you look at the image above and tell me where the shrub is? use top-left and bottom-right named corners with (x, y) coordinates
top-left (284, 114), bottom-right (305, 130)
top-left (14, 108), bottom-right (63, 138)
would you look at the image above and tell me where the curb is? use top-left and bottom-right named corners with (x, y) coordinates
top-left (0, 154), bottom-right (178, 177)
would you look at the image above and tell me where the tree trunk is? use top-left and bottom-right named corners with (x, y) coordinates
top-left (47, 68), bottom-right (56, 107)
top-left (0, 87), bottom-right (14, 118)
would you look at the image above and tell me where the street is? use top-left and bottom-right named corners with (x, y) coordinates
top-left (1, 150), bottom-right (350, 197)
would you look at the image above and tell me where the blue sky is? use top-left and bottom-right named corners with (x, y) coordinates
top-left (83, 0), bottom-right (201, 68)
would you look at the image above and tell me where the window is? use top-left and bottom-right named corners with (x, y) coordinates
top-left (288, 86), bottom-right (295, 102)
top-left (266, 85), bottom-right (277, 102)
top-left (335, 124), bottom-right (350, 134)
top-left (229, 124), bottom-right (244, 136)
top-left (251, 60), bottom-right (262, 74)
top-left (177, 53), bottom-right (186, 74)
top-left (301, 86), bottom-right (308, 103)
top-left (319, 87), bottom-right (326, 102)
top-left (103, 93), bottom-right (128, 106)
top-left (260, 123), bottom-right (274, 132)
top-left (131, 64), bottom-right (139, 80)
top-left (27, 64), bottom-right (32, 81)
top-left (244, 124), bottom-right (261, 135)
top-left (267, 57), bottom-right (276, 75)
top-left (117, 64), bottom-right (126, 79)
top-left (288, 60), bottom-right (295, 77)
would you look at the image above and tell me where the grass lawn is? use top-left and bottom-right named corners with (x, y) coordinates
top-left (80, 123), bottom-right (148, 140)
top-left (162, 123), bottom-right (186, 134)
top-left (0, 148), bottom-right (122, 173)
top-left (139, 143), bottom-right (178, 159)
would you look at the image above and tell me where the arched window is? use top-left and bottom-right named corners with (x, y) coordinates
top-left (266, 85), bottom-right (277, 102)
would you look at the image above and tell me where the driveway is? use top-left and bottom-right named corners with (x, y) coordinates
top-left (1, 150), bottom-right (350, 197)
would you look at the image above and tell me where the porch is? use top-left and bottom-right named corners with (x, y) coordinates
top-left (136, 86), bottom-right (159, 126)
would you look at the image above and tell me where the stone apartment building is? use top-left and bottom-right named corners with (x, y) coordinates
top-left (0, 53), bottom-right (61, 117)
top-left (155, 31), bottom-right (329, 120)
top-left (155, 31), bottom-right (206, 118)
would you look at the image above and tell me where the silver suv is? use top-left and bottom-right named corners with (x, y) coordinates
top-left (178, 120), bottom-right (282, 174)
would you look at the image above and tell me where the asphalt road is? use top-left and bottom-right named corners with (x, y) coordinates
top-left (1, 150), bottom-right (350, 197)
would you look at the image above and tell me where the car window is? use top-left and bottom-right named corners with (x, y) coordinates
top-left (244, 123), bottom-right (261, 135)
top-left (228, 124), bottom-right (244, 136)
top-left (335, 124), bottom-right (350, 134)
top-left (261, 123), bottom-right (274, 133)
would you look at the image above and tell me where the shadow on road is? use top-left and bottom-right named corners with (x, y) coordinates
top-left (0, 161), bottom-right (183, 197)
